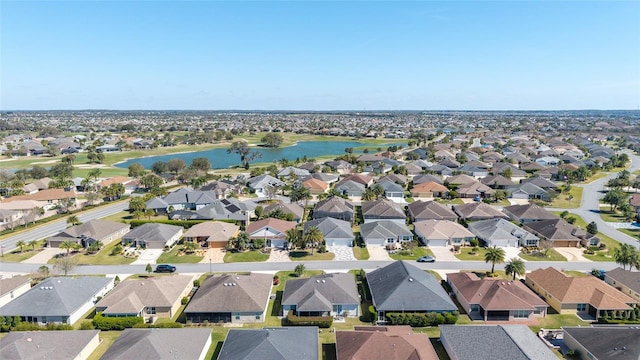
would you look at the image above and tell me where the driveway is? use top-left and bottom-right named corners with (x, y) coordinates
top-left (429, 246), bottom-right (460, 262)
top-left (328, 246), bottom-right (356, 261)
top-left (267, 249), bottom-right (291, 262)
top-left (503, 247), bottom-right (524, 261)
top-left (131, 249), bottom-right (164, 265)
top-left (21, 248), bottom-right (63, 264)
top-left (554, 247), bottom-right (592, 262)
top-left (366, 246), bottom-right (391, 261)
top-left (199, 248), bottom-right (226, 264)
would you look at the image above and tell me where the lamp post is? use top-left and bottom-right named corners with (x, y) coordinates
top-left (209, 257), bottom-right (212, 274)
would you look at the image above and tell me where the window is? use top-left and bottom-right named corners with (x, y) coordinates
top-left (386, 238), bottom-right (395, 244)
top-left (146, 307), bottom-right (156, 315)
top-left (513, 310), bottom-right (528, 318)
top-left (235, 312), bottom-right (240, 320)
top-left (255, 312), bottom-right (261, 320)
top-left (333, 305), bottom-right (343, 313)
top-left (576, 304), bottom-right (587, 311)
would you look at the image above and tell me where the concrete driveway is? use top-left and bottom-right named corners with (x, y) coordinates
top-left (366, 246), bottom-right (391, 261)
top-left (21, 248), bottom-right (63, 264)
top-left (554, 247), bottom-right (592, 262)
top-left (131, 249), bottom-right (164, 265)
top-left (429, 246), bottom-right (460, 262)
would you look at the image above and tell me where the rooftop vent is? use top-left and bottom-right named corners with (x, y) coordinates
top-left (408, 278), bottom-right (414, 282)
top-left (321, 280), bottom-right (326, 283)
top-left (316, 280), bottom-right (320, 283)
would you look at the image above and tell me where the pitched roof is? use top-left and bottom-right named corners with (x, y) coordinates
top-left (447, 272), bottom-right (547, 311)
top-left (480, 175), bottom-right (515, 187)
top-left (4, 188), bottom-right (76, 202)
top-left (407, 200), bottom-right (457, 221)
top-left (456, 181), bottom-right (496, 196)
top-left (453, 202), bottom-right (508, 221)
top-left (302, 178), bottom-right (329, 191)
top-left (360, 221), bottom-right (412, 240)
top-left (468, 218), bottom-right (538, 244)
top-left (218, 327), bottom-right (319, 360)
top-left (336, 174), bottom-right (373, 186)
top-left (101, 328), bottom-right (212, 360)
top-left (247, 174), bottom-right (285, 188)
top-left (0, 275), bottom-right (30, 297)
top-left (527, 268), bottom-right (637, 309)
top-left (182, 221), bottom-right (239, 240)
top-left (605, 267), bottom-right (640, 295)
top-left (414, 220), bottom-right (474, 240)
top-left (521, 176), bottom-right (558, 188)
top-left (503, 204), bottom-right (559, 222)
top-left (96, 275), bottom-right (193, 314)
top-left (412, 174), bottom-right (443, 185)
top-left (523, 219), bottom-right (586, 242)
top-left (446, 174), bottom-right (477, 185)
top-left (313, 196), bottom-right (354, 215)
top-left (439, 325), bottom-right (557, 360)
top-left (367, 261), bottom-right (456, 312)
top-left (123, 223), bottom-right (183, 243)
top-left (304, 217), bottom-right (353, 239)
top-left (246, 218), bottom-right (297, 238)
top-left (264, 202), bottom-right (305, 220)
top-left (282, 273), bottom-right (359, 311)
top-left (0, 276), bottom-right (113, 317)
top-left (563, 327), bottom-right (640, 360)
top-left (361, 199), bottom-right (405, 219)
top-left (336, 326), bottom-right (438, 360)
top-left (55, 219), bottom-right (129, 241)
top-left (410, 181), bottom-right (449, 194)
top-left (0, 330), bottom-right (100, 360)
top-left (185, 273), bottom-right (272, 313)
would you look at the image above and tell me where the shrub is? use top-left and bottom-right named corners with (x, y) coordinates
top-left (133, 322), bottom-right (184, 328)
top-left (93, 312), bottom-right (143, 330)
top-left (385, 311), bottom-right (458, 326)
top-left (129, 219), bottom-right (237, 229)
top-left (469, 239), bottom-right (479, 247)
top-left (193, 279), bottom-right (201, 287)
top-left (285, 313), bottom-right (333, 328)
top-left (181, 296), bottom-right (189, 305)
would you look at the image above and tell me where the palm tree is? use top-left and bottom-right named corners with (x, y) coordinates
top-left (484, 246), bottom-right (506, 274)
top-left (67, 215), bottom-right (81, 226)
top-left (303, 226), bottom-right (323, 255)
top-left (285, 228), bottom-right (302, 250)
top-left (504, 258), bottom-right (526, 280)
top-left (59, 240), bottom-right (81, 256)
top-left (28, 240), bottom-right (39, 251)
top-left (294, 263), bottom-right (306, 277)
top-left (183, 241), bottom-right (198, 253)
top-left (16, 240), bottom-right (26, 253)
top-left (613, 244), bottom-right (639, 270)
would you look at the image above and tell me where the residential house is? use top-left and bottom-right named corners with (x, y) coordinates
top-left (562, 326), bottom-right (640, 360)
top-left (145, 187), bottom-right (219, 214)
top-left (376, 180), bottom-right (405, 201)
top-left (447, 272), bottom-right (548, 321)
top-left (453, 202), bottom-right (509, 222)
top-left (379, 173), bottom-right (408, 186)
top-left (457, 164), bottom-right (489, 178)
top-left (168, 198), bottom-right (252, 223)
top-left (456, 181), bottom-right (496, 199)
top-left (0, 330), bottom-right (100, 360)
top-left (446, 174), bottom-right (477, 187)
top-left (367, 261), bottom-right (457, 322)
top-left (521, 176), bottom-right (559, 190)
top-left (218, 327), bottom-right (318, 360)
top-left (184, 273), bottom-right (273, 323)
top-left (426, 164), bottom-right (453, 177)
top-left (3, 188), bottom-right (76, 211)
top-left (334, 180), bottom-right (366, 197)
top-left (101, 328), bottom-right (212, 360)
top-left (525, 267), bottom-right (638, 320)
top-left (629, 194), bottom-right (640, 219)
top-left (247, 174), bottom-right (285, 196)
top-left (0, 275), bottom-right (31, 308)
top-left (335, 326), bottom-right (439, 360)
top-left (414, 220), bottom-right (475, 247)
top-left (604, 267), bottom-right (640, 302)
top-left (507, 182), bottom-right (552, 201)
top-left (278, 166), bottom-right (311, 179)
top-left (96, 176), bottom-right (139, 194)
top-left (410, 181), bottom-right (449, 198)
top-left (468, 218), bottom-right (539, 247)
top-left (0, 209), bottom-right (21, 230)
top-left (324, 159), bottom-right (354, 174)
top-left (201, 180), bottom-right (239, 198)
top-left (304, 217), bottom-right (354, 247)
top-left (336, 174), bottom-right (374, 187)
top-left (302, 178), bottom-right (329, 195)
top-left (407, 200), bottom-right (457, 222)
top-left (480, 174), bottom-right (515, 189)
top-left (361, 199), bottom-right (406, 224)
top-left (0, 200), bottom-right (40, 227)
top-left (282, 273), bottom-right (360, 317)
top-left (412, 174), bottom-right (443, 185)
top-left (95, 275), bottom-right (194, 321)
top-left (503, 203), bottom-right (559, 224)
top-left (264, 202), bottom-right (304, 223)
top-left (302, 172), bottom-right (339, 184)
top-left (524, 219), bottom-right (596, 247)
top-left (313, 196), bottom-right (354, 222)
top-left (246, 218), bottom-right (297, 248)
top-left (439, 325), bottom-right (557, 360)
top-left (360, 221), bottom-right (413, 247)
top-left (0, 276), bottom-right (114, 325)
top-left (121, 223), bottom-right (183, 249)
top-left (46, 219), bottom-right (130, 248)
top-left (535, 156), bottom-right (561, 167)
top-left (182, 221), bottom-right (240, 248)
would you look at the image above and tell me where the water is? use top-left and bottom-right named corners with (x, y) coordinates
top-left (115, 140), bottom-right (399, 170)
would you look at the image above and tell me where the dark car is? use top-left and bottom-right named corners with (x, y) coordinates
top-left (416, 256), bottom-right (435, 263)
top-left (155, 264), bottom-right (176, 273)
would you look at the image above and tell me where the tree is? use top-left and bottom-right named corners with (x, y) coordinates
top-left (29, 165), bottom-right (49, 179)
top-left (586, 221), bottom-right (598, 236)
top-left (286, 228), bottom-right (303, 250)
top-left (146, 263), bottom-right (153, 274)
top-left (59, 240), bottom-right (81, 256)
top-left (67, 215), bottom-right (81, 227)
top-left (614, 244), bottom-right (640, 270)
top-left (167, 158), bottom-right (187, 174)
top-left (261, 133), bottom-right (284, 148)
top-left (190, 157), bottom-right (211, 172)
top-left (233, 231), bottom-right (250, 251)
top-left (504, 258), bottom-right (526, 280)
top-left (294, 263), bottom-right (306, 277)
top-left (289, 186), bottom-right (311, 203)
top-left (361, 189), bottom-right (375, 201)
top-left (129, 197), bottom-right (146, 214)
top-left (151, 161), bottom-right (168, 174)
top-left (303, 226), bottom-right (323, 255)
top-left (28, 240), bottom-right (39, 251)
top-left (140, 173), bottom-right (163, 190)
top-left (16, 240), bottom-right (26, 253)
top-left (54, 255), bottom-right (79, 276)
top-left (263, 184), bottom-right (278, 200)
top-left (88, 168), bottom-right (102, 181)
top-left (254, 206), bottom-right (264, 220)
top-left (227, 140), bottom-right (262, 169)
top-left (602, 189), bottom-right (628, 211)
top-left (50, 163), bottom-right (74, 179)
top-left (484, 246), bottom-right (506, 274)
top-left (128, 163), bottom-right (146, 178)
top-left (183, 241), bottom-right (198, 253)
top-left (85, 190), bottom-right (101, 205)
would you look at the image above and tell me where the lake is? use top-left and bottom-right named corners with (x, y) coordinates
top-left (115, 141), bottom-right (399, 170)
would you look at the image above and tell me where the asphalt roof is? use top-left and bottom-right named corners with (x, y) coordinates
top-left (218, 327), bottom-right (319, 360)
top-left (563, 326), bottom-right (640, 360)
top-left (101, 328), bottom-right (212, 360)
top-left (281, 273), bottom-right (359, 312)
top-left (0, 330), bottom-right (100, 360)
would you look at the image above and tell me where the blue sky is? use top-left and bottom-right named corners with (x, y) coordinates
top-left (1, 1), bottom-right (639, 110)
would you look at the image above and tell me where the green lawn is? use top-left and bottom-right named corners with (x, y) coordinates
top-left (519, 249), bottom-right (567, 261)
top-left (289, 250), bottom-right (335, 261)
top-left (435, 198), bottom-right (463, 205)
top-left (598, 210), bottom-right (627, 223)
top-left (223, 250), bottom-right (269, 263)
top-left (563, 270), bottom-right (588, 277)
top-left (156, 245), bottom-right (204, 264)
top-left (581, 172), bottom-right (609, 184)
top-left (88, 331), bottom-right (122, 360)
top-left (530, 313), bottom-right (590, 333)
top-left (549, 187), bottom-right (583, 209)
top-left (75, 240), bottom-right (136, 265)
top-left (389, 247), bottom-right (434, 261)
top-left (100, 211), bottom-right (131, 223)
top-left (353, 246), bottom-right (370, 260)
top-left (454, 246), bottom-right (488, 261)
top-left (0, 248), bottom-right (41, 262)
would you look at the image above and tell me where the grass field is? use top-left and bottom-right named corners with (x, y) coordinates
top-left (549, 187), bottom-right (583, 209)
top-left (289, 250), bottom-right (335, 261)
top-left (519, 249), bottom-right (567, 262)
top-left (156, 245), bottom-right (204, 264)
top-left (223, 250), bottom-right (269, 263)
top-left (76, 241), bottom-right (136, 265)
top-left (353, 246), bottom-right (369, 260)
top-left (454, 246), bottom-right (488, 261)
top-left (0, 248), bottom-right (41, 262)
top-left (389, 247), bottom-right (434, 261)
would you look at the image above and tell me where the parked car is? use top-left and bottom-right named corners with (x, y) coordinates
top-left (155, 264), bottom-right (176, 273)
top-left (416, 256), bottom-right (435, 263)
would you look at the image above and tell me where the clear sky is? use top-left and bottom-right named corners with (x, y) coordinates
top-left (1, 1), bottom-right (639, 110)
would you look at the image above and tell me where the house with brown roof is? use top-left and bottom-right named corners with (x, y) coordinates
top-left (480, 174), bottom-right (515, 189)
top-left (3, 188), bottom-right (76, 211)
top-left (502, 203), bottom-right (559, 224)
top-left (407, 200), bottom-right (457, 222)
top-left (361, 199), bottom-right (406, 224)
top-left (184, 273), bottom-right (272, 323)
top-left (456, 181), bottom-right (496, 199)
top-left (525, 267), bottom-right (638, 320)
top-left (604, 267), bottom-right (640, 302)
top-left (336, 174), bottom-right (374, 187)
top-left (0, 275), bottom-right (31, 308)
top-left (414, 220), bottom-right (474, 247)
top-left (264, 202), bottom-right (304, 223)
top-left (448, 272), bottom-right (548, 322)
top-left (182, 221), bottom-right (240, 248)
top-left (410, 181), bottom-right (448, 198)
top-left (302, 178), bottom-right (329, 195)
top-left (95, 275), bottom-right (194, 321)
top-left (246, 218), bottom-right (297, 248)
top-left (335, 326), bottom-right (438, 360)
top-left (523, 219), bottom-right (597, 247)
top-left (46, 219), bottom-right (130, 248)
top-left (446, 174), bottom-right (477, 186)
top-left (313, 196), bottom-right (354, 221)
top-left (453, 202), bottom-right (508, 222)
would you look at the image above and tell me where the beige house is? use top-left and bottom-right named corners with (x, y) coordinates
top-left (182, 221), bottom-right (240, 248)
top-left (0, 275), bottom-right (31, 308)
top-left (95, 275), bottom-right (194, 322)
top-left (413, 219), bottom-right (475, 247)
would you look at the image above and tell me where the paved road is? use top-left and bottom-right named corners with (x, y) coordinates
top-left (0, 200), bottom-right (129, 253)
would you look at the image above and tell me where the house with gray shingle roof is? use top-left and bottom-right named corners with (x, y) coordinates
top-left (367, 261), bottom-right (456, 322)
top-left (469, 218), bottom-right (539, 248)
top-left (281, 273), bottom-right (359, 317)
top-left (360, 221), bottom-right (413, 247)
top-left (0, 276), bottom-right (114, 325)
top-left (414, 219), bottom-right (475, 247)
top-left (312, 196), bottom-right (354, 221)
top-left (101, 328), bottom-right (212, 360)
top-left (121, 223), bottom-right (183, 249)
top-left (407, 200), bottom-right (457, 222)
top-left (361, 199), bottom-right (406, 224)
top-left (503, 203), bottom-right (559, 224)
top-left (185, 273), bottom-right (272, 324)
top-left (46, 218), bottom-right (130, 248)
top-left (604, 267), bottom-right (640, 302)
top-left (145, 187), bottom-right (219, 214)
top-left (376, 179), bottom-right (405, 201)
top-left (563, 326), bottom-right (640, 360)
top-left (453, 202), bottom-right (509, 222)
top-left (304, 217), bottom-right (354, 247)
top-left (247, 174), bottom-right (285, 196)
top-left (169, 198), bottom-right (253, 223)
top-left (334, 180), bottom-right (366, 197)
top-left (218, 327), bottom-right (319, 360)
top-left (439, 325), bottom-right (557, 360)
top-left (0, 330), bottom-right (100, 360)
top-left (264, 202), bottom-right (304, 223)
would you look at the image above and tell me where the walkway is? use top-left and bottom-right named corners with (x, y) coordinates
top-left (328, 246), bottom-right (356, 261)
top-left (503, 247), bottom-right (524, 261)
top-left (366, 246), bottom-right (392, 261)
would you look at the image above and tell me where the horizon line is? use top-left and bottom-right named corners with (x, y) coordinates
top-left (2, 108), bottom-right (639, 112)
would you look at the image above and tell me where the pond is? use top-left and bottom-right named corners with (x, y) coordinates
top-left (115, 140), bottom-right (402, 170)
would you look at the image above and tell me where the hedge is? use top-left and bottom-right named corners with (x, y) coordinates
top-left (93, 312), bottom-right (144, 330)
top-left (129, 219), bottom-right (237, 229)
top-left (385, 311), bottom-right (459, 327)
top-left (133, 322), bottom-right (183, 328)
top-left (285, 313), bottom-right (333, 328)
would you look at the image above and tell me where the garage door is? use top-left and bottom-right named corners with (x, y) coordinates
top-left (209, 241), bottom-right (226, 248)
